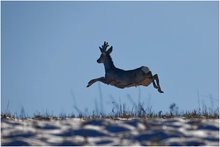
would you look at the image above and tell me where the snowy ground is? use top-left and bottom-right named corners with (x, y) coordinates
top-left (1, 117), bottom-right (219, 146)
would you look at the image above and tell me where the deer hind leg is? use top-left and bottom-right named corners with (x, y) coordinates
top-left (146, 71), bottom-right (158, 89)
top-left (153, 74), bottom-right (164, 93)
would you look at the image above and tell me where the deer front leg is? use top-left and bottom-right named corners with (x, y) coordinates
top-left (87, 77), bottom-right (108, 87)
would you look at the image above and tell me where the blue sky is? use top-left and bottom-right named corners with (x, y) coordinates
top-left (2, 1), bottom-right (219, 116)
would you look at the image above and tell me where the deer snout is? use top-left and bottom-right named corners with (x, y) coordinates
top-left (97, 59), bottom-right (101, 63)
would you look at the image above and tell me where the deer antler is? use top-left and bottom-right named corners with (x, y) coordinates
top-left (99, 41), bottom-right (109, 52)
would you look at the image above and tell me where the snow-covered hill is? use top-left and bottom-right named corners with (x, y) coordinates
top-left (1, 118), bottom-right (219, 146)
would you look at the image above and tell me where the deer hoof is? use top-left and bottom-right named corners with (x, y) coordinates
top-left (87, 82), bottom-right (92, 87)
top-left (86, 82), bottom-right (91, 87)
top-left (158, 89), bottom-right (164, 93)
top-left (87, 80), bottom-right (95, 87)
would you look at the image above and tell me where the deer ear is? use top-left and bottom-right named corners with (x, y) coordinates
top-left (106, 46), bottom-right (113, 54)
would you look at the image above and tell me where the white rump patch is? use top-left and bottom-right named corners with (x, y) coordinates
top-left (141, 66), bottom-right (150, 73)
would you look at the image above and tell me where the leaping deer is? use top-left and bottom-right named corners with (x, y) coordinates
top-left (87, 41), bottom-right (164, 93)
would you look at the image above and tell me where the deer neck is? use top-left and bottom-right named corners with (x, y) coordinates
top-left (104, 55), bottom-right (115, 72)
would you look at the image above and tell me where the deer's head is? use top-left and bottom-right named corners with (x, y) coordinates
top-left (97, 41), bottom-right (113, 63)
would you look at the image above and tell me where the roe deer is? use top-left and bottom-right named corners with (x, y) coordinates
top-left (87, 41), bottom-right (164, 93)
